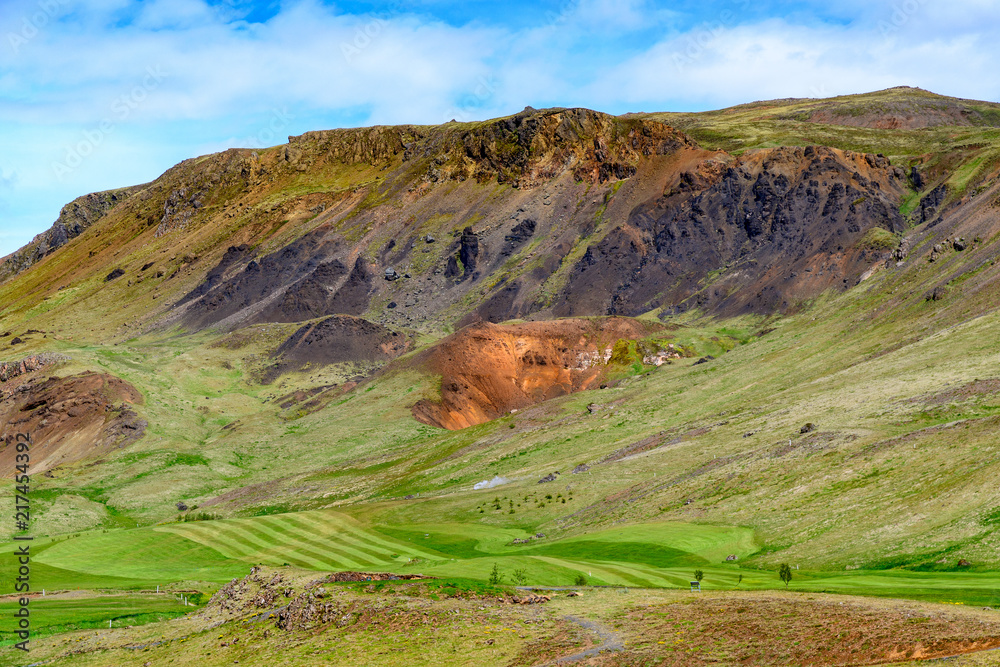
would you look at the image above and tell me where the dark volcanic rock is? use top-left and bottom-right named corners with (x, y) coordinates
top-left (273, 315), bottom-right (411, 368)
top-left (177, 245), bottom-right (251, 306)
top-left (105, 268), bottom-right (125, 282)
top-left (178, 227), bottom-right (372, 329)
top-left (444, 255), bottom-right (461, 278)
top-left (268, 259), bottom-right (352, 320)
top-left (501, 219), bottom-right (536, 256)
top-left (919, 184), bottom-right (947, 223)
top-left (461, 280), bottom-right (525, 325)
top-left (553, 146), bottom-right (905, 317)
top-left (459, 226), bottom-right (480, 279)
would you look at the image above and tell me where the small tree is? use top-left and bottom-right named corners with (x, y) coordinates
top-left (693, 569), bottom-right (704, 583)
top-left (511, 568), bottom-right (528, 586)
top-left (737, 574), bottom-right (743, 587)
top-left (778, 563), bottom-right (793, 588)
top-left (488, 562), bottom-right (504, 586)
top-left (574, 573), bottom-right (588, 586)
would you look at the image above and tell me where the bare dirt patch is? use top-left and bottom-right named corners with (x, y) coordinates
top-left (0, 370), bottom-right (146, 476)
top-left (915, 378), bottom-right (1000, 406)
top-left (610, 594), bottom-right (1000, 666)
top-left (410, 317), bottom-right (661, 430)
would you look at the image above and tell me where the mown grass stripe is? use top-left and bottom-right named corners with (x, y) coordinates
top-left (620, 562), bottom-right (693, 587)
top-left (276, 514), bottom-right (417, 562)
top-left (158, 524), bottom-right (260, 560)
top-left (164, 522), bottom-right (321, 570)
top-left (162, 518), bottom-right (373, 570)
top-left (248, 516), bottom-right (383, 568)
top-left (281, 513), bottom-right (394, 553)
top-left (297, 511), bottom-right (442, 559)
top-left (585, 562), bottom-right (656, 587)
top-left (530, 556), bottom-right (649, 587)
top-left (225, 521), bottom-right (371, 570)
top-left (273, 515), bottom-right (396, 561)
top-left (166, 521), bottom-right (344, 570)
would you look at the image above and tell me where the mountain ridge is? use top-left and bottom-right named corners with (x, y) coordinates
top-left (4, 87), bottom-right (1000, 582)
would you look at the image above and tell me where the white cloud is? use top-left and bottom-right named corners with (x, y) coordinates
top-left (587, 16), bottom-right (1000, 109)
top-left (2, 0), bottom-right (1000, 257)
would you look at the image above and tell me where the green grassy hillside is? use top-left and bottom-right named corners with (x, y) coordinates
top-left (4, 87), bottom-right (1000, 665)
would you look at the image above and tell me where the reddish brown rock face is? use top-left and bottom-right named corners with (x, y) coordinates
top-left (0, 370), bottom-right (146, 476)
top-left (410, 317), bottom-right (659, 430)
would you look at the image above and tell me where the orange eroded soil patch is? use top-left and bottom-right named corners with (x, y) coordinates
top-left (607, 595), bottom-right (1000, 666)
top-left (411, 317), bottom-right (660, 430)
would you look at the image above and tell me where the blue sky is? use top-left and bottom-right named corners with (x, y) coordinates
top-left (1, 0), bottom-right (999, 258)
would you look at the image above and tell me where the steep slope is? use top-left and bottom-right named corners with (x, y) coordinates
top-left (553, 145), bottom-right (905, 316)
top-left (0, 106), bottom-right (918, 350)
top-left (0, 185), bottom-right (142, 281)
top-left (6, 87), bottom-right (1000, 583)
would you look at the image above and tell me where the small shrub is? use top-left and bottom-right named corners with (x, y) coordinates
top-left (778, 563), bottom-right (793, 588)
top-left (488, 563), bottom-right (504, 586)
top-left (574, 573), bottom-right (588, 586)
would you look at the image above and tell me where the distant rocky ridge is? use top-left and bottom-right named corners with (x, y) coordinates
top-left (0, 186), bottom-right (142, 282)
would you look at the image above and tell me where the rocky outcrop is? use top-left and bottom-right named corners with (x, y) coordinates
top-left (554, 145), bottom-right (906, 317)
top-left (444, 226), bottom-right (482, 281)
top-left (177, 227), bottom-right (373, 330)
top-left (0, 353), bottom-right (69, 383)
top-left (919, 184), bottom-right (948, 223)
top-left (0, 371), bottom-right (145, 475)
top-left (410, 317), bottom-right (660, 429)
top-left (416, 107), bottom-right (693, 187)
top-left (0, 186), bottom-right (141, 282)
top-left (274, 315), bottom-right (411, 368)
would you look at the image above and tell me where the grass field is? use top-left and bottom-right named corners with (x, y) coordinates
top-left (8, 570), bottom-right (1000, 667)
top-left (0, 593), bottom-right (191, 649)
top-left (4, 88), bottom-right (1000, 664)
top-left (157, 510), bottom-right (443, 570)
top-left (6, 511), bottom-right (997, 610)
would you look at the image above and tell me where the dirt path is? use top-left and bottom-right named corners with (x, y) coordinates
top-left (543, 614), bottom-right (624, 665)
